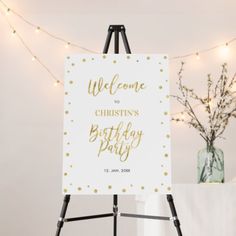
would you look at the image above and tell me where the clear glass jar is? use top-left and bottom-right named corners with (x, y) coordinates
top-left (197, 145), bottom-right (224, 183)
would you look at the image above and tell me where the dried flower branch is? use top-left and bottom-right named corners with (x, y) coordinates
top-left (172, 62), bottom-right (236, 147)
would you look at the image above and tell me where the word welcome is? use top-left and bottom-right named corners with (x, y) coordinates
top-left (88, 74), bottom-right (146, 96)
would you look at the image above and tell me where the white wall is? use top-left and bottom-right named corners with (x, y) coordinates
top-left (0, 0), bottom-right (236, 235)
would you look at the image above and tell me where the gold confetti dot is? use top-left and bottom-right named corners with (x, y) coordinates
top-left (108, 185), bottom-right (112, 189)
top-left (122, 188), bottom-right (126, 193)
top-left (67, 142), bottom-right (70, 145)
top-left (154, 188), bottom-right (159, 192)
top-left (127, 55), bottom-right (131, 59)
top-left (87, 185), bottom-right (90, 188)
top-left (65, 153), bottom-right (70, 157)
top-left (113, 60), bottom-right (117, 64)
top-left (82, 58), bottom-right (86, 62)
top-left (65, 92), bottom-right (68, 95)
top-left (164, 111), bottom-right (168, 115)
top-left (166, 134), bottom-right (170, 139)
top-left (164, 56), bottom-right (167, 59)
top-left (64, 132), bottom-right (67, 135)
top-left (161, 121), bottom-right (164, 125)
top-left (141, 186), bottom-right (145, 190)
top-left (161, 183), bottom-right (164, 186)
top-left (146, 56), bottom-right (150, 60)
top-left (64, 189), bottom-right (68, 193)
top-left (67, 56), bottom-right (70, 60)
top-left (167, 187), bottom-right (171, 191)
top-left (65, 111), bottom-right (69, 115)
top-left (166, 95), bottom-right (170, 99)
top-left (164, 153), bottom-right (169, 158)
top-left (91, 58), bottom-right (94, 60)
top-left (160, 69), bottom-right (163, 72)
top-left (94, 189), bottom-right (98, 193)
top-left (164, 172), bottom-right (168, 176)
top-left (67, 70), bottom-right (70, 73)
top-left (78, 187), bottom-right (82, 191)
top-left (70, 165), bottom-right (73, 168)
top-left (69, 80), bottom-right (73, 84)
top-left (136, 60), bottom-right (139, 62)
top-left (64, 172), bottom-right (68, 176)
top-left (102, 55), bottom-right (106, 59)
top-left (159, 86), bottom-right (163, 90)
top-left (71, 63), bottom-right (75, 66)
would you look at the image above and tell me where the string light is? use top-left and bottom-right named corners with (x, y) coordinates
top-left (5, 7), bottom-right (10, 15)
top-left (219, 42), bottom-right (230, 59)
top-left (0, 0), bottom-right (97, 53)
top-left (0, 8), bottom-right (63, 87)
top-left (0, 0), bottom-right (235, 112)
top-left (224, 42), bottom-right (229, 51)
top-left (65, 42), bottom-right (71, 49)
top-left (0, 0), bottom-right (235, 59)
top-left (54, 80), bottom-right (60, 87)
top-left (11, 29), bottom-right (16, 35)
top-left (171, 103), bottom-right (202, 117)
top-left (180, 112), bottom-right (185, 119)
top-left (208, 98), bottom-right (217, 109)
top-left (195, 52), bottom-right (200, 60)
top-left (35, 26), bottom-right (40, 33)
top-left (231, 81), bottom-right (236, 92)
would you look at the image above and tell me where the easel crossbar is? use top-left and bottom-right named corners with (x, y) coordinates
top-left (64, 213), bottom-right (114, 222)
top-left (63, 212), bottom-right (171, 223)
top-left (120, 213), bottom-right (170, 221)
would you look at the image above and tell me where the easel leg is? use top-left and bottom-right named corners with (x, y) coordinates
top-left (113, 195), bottom-right (118, 236)
top-left (55, 195), bottom-right (71, 236)
top-left (167, 194), bottom-right (182, 236)
top-left (103, 26), bottom-right (113, 53)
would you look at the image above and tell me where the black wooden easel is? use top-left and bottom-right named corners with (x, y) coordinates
top-left (55, 25), bottom-right (182, 236)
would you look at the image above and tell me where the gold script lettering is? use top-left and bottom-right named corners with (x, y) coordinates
top-left (89, 122), bottom-right (143, 162)
top-left (88, 74), bottom-right (146, 97)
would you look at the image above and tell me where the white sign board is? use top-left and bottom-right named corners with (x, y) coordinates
top-left (63, 54), bottom-right (171, 194)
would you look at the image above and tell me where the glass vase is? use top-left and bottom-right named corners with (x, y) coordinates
top-left (197, 145), bottom-right (224, 183)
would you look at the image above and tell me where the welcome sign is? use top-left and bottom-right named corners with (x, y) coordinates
top-left (63, 54), bottom-right (171, 194)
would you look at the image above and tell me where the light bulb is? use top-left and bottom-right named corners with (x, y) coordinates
top-left (195, 52), bottom-right (200, 60)
top-left (54, 80), bottom-right (60, 86)
top-left (65, 42), bottom-right (71, 49)
top-left (35, 26), bottom-right (40, 33)
top-left (223, 43), bottom-right (229, 53)
top-left (224, 42), bottom-right (229, 50)
top-left (208, 98), bottom-right (215, 108)
top-left (231, 82), bottom-right (236, 92)
top-left (220, 42), bottom-right (230, 58)
top-left (6, 8), bottom-right (11, 16)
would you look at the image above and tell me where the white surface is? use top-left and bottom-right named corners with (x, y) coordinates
top-left (137, 184), bottom-right (236, 236)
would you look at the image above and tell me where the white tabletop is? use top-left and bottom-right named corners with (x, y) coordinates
top-left (136, 183), bottom-right (236, 236)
